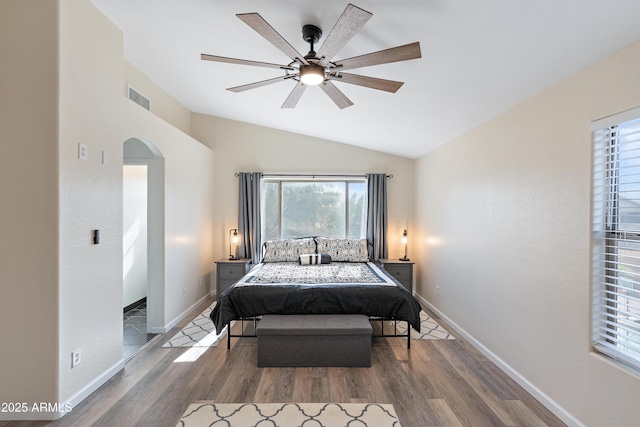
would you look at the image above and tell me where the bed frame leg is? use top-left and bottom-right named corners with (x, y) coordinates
top-left (407, 321), bottom-right (411, 349)
top-left (227, 322), bottom-right (231, 349)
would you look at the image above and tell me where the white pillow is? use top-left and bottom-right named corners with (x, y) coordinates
top-left (299, 254), bottom-right (332, 265)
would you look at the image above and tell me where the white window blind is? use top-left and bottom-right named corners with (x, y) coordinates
top-left (592, 108), bottom-right (640, 371)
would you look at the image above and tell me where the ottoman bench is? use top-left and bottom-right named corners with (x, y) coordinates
top-left (256, 314), bottom-right (372, 367)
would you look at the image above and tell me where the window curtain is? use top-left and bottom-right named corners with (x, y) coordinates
top-left (238, 172), bottom-right (263, 264)
top-left (366, 173), bottom-right (388, 260)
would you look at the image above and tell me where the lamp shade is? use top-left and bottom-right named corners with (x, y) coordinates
top-left (400, 229), bottom-right (410, 261)
top-left (229, 228), bottom-right (239, 260)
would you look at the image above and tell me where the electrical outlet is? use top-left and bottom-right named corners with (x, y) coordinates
top-left (72, 348), bottom-right (81, 368)
top-left (183, 287), bottom-right (187, 297)
top-left (436, 286), bottom-right (440, 296)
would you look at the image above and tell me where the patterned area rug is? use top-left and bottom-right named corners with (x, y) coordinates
top-left (162, 303), bottom-right (226, 348)
top-left (177, 402), bottom-right (401, 427)
top-left (395, 311), bottom-right (456, 340)
top-left (163, 302), bottom-right (454, 348)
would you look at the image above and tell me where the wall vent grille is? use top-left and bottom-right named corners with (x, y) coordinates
top-left (128, 85), bottom-right (150, 110)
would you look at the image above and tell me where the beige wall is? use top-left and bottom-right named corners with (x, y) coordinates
top-left (119, 107), bottom-right (215, 325)
top-left (57, 0), bottom-right (214, 409)
top-left (124, 61), bottom-right (192, 136)
top-left (1, 0), bottom-right (214, 419)
top-left (58, 0), bottom-right (126, 403)
top-left (414, 39), bottom-right (640, 427)
top-left (0, 0), bottom-right (60, 414)
top-left (191, 114), bottom-right (415, 264)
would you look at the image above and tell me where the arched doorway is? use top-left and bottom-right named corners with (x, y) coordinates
top-left (123, 137), bottom-right (165, 358)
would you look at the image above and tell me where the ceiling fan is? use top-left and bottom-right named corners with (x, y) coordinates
top-left (201, 3), bottom-right (421, 109)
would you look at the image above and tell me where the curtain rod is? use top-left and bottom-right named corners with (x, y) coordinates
top-left (234, 173), bottom-right (393, 178)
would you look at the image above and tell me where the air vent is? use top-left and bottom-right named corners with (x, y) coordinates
top-left (127, 85), bottom-right (150, 110)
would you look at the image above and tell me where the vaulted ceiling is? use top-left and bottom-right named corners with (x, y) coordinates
top-left (91, 0), bottom-right (640, 158)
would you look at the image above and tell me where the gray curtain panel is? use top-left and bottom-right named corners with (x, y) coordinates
top-left (238, 172), bottom-right (263, 264)
top-left (366, 173), bottom-right (388, 261)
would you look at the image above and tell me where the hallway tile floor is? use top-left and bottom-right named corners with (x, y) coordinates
top-left (123, 302), bottom-right (157, 360)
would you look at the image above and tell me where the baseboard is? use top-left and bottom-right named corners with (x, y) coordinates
top-left (151, 294), bottom-right (210, 334)
top-left (0, 359), bottom-right (125, 421)
top-left (123, 296), bottom-right (146, 313)
top-left (66, 359), bottom-right (125, 413)
top-left (1, 297), bottom-right (211, 421)
top-left (415, 294), bottom-right (585, 427)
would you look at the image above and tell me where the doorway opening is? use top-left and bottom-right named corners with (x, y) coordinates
top-left (123, 164), bottom-right (152, 358)
top-left (123, 137), bottom-right (165, 360)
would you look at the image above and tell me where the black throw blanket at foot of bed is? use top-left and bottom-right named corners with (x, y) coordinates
top-left (210, 263), bottom-right (422, 335)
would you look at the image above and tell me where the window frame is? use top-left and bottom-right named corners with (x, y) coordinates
top-left (261, 177), bottom-right (367, 242)
top-left (591, 106), bottom-right (640, 373)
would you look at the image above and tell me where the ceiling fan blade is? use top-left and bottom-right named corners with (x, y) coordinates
top-left (335, 42), bottom-right (421, 71)
top-left (201, 54), bottom-right (294, 70)
top-left (319, 81), bottom-right (354, 109)
top-left (228, 75), bottom-right (295, 93)
top-left (328, 72), bottom-right (404, 93)
top-left (281, 81), bottom-right (308, 108)
top-left (237, 13), bottom-right (309, 65)
top-left (317, 4), bottom-right (372, 67)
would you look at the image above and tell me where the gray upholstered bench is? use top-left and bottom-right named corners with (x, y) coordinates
top-left (256, 314), bottom-right (372, 367)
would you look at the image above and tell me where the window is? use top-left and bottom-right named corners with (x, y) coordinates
top-left (592, 108), bottom-right (640, 371)
top-left (262, 179), bottom-right (367, 241)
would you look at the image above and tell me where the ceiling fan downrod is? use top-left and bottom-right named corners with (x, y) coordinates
top-left (302, 24), bottom-right (322, 59)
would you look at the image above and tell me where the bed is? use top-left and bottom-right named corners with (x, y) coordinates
top-left (210, 237), bottom-right (422, 348)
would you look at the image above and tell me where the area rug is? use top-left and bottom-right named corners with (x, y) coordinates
top-left (162, 302), bottom-right (226, 348)
top-left (395, 310), bottom-right (456, 340)
top-left (163, 302), bottom-right (454, 348)
top-left (177, 402), bottom-right (401, 427)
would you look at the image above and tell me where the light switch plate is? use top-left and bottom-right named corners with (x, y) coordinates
top-left (78, 143), bottom-right (87, 160)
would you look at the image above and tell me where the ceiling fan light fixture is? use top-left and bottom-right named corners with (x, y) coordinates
top-left (299, 63), bottom-right (325, 85)
top-left (201, 5), bottom-right (421, 108)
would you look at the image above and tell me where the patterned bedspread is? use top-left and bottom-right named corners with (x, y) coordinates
top-left (236, 262), bottom-right (395, 286)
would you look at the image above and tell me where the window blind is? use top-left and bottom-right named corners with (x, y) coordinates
top-left (592, 110), bottom-right (640, 371)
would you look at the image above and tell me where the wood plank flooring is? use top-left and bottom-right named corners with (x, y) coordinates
top-left (1, 297), bottom-right (566, 427)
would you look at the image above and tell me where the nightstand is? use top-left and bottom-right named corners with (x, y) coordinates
top-left (378, 259), bottom-right (414, 293)
top-left (215, 258), bottom-right (251, 298)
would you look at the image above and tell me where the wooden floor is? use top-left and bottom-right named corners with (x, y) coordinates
top-left (2, 297), bottom-right (566, 427)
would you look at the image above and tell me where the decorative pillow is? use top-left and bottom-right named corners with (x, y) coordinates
top-left (262, 238), bottom-right (316, 262)
top-left (299, 254), bottom-right (332, 265)
top-left (314, 237), bottom-right (369, 262)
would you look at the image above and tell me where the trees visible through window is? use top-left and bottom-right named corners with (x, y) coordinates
top-left (262, 179), bottom-right (366, 241)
